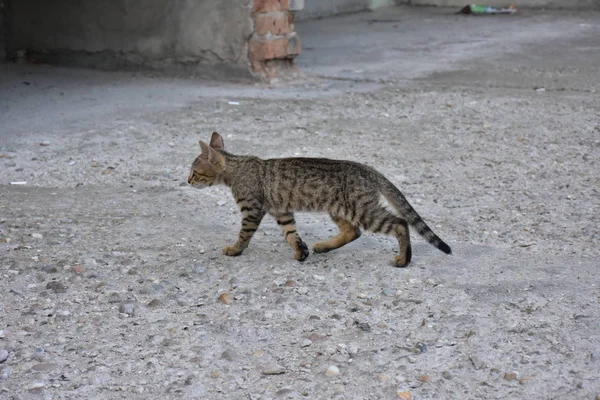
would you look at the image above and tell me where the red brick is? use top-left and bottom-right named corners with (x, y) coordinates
top-left (253, 12), bottom-right (290, 36)
top-left (248, 33), bottom-right (301, 61)
top-left (253, 0), bottom-right (289, 12)
top-left (248, 36), bottom-right (288, 61)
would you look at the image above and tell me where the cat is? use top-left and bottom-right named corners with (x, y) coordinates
top-left (188, 132), bottom-right (451, 267)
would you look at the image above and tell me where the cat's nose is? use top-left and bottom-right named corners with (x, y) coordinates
top-left (187, 175), bottom-right (192, 184)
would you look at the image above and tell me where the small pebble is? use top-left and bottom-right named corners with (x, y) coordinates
top-left (28, 381), bottom-right (45, 393)
top-left (417, 375), bottom-right (431, 383)
top-left (348, 343), bottom-right (359, 355)
top-left (108, 292), bottom-right (121, 303)
top-left (262, 363), bottom-right (286, 375)
top-left (119, 300), bottom-right (135, 316)
top-left (0, 366), bottom-right (11, 380)
top-left (31, 363), bottom-right (59, 372)
top-left (415, 342), bottom-right (428, 353)
top-left (469, 354), bottom-right (485, 370)
top-left (397, 391), bottom-right (412, 400)
top-left (46, 281), bottom-right (67, 293)
top-left (42, 265), bottom-right (58, 274)
top-left (71, 265), bottom-right (85, 274)
top-left (325, 365), bottom-right (340, 377)
top-left (252, 350), bottom-right (265, 358)
top-left (31, 233), bottom-right (43, 239)
top-left (40, 141), bottom-right (51, 146)
top-left (147, 299), bottom-right (161, 308)
top-left (220, 350), bottom-right (237, 361)
top-left (442, 370), bottom-right (452, 380)
top-left (504, 371), bottom-right (518, 381)
top-left (284, 280), bottom-right (296, 287)
top-left (358, 322), bottom-right (371, 332)
top-left (424, 278), bottom-right (438, 286)
top-left (518, 376), bottom-right (533, 385)
top-left (216, 200), bottom-right (227, 206)
top-left (275, 388), bottom-right (293, 397)
top-left (308, 333), bottom-right (327, 343)
top-left (0, 350), bottom-right (8, 363)
top-left (300, 339), bottom-right (312, 348)
top-left (219, 292), bottom-right (233, 305)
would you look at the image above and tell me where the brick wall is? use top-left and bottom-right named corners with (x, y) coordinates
top-left (249, 0), bottom-right (303, 78)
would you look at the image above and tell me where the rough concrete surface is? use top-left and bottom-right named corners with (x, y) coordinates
top-left (1, 6), bottom-right (599, 400)
top-left (9, 0), bottom-right (253, 75)
top-left (409, 0), bottom-right (600, 10)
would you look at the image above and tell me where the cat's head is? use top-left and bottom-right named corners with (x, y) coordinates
top-left (187, 132), bottom-right (226, 188)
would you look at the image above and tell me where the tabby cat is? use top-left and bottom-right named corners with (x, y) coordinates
top-left (188, 132), bottom-right (451, 267)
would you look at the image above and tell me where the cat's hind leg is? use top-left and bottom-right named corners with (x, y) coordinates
top-left (313, 215), bottom-right (361, 254)
top-left (365, 210), bottom-right (411, 267)
top-left (274, 213), bottom-right (309, 261)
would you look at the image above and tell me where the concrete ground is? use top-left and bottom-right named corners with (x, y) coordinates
top-left (1, 6), bottom-right (599, 400)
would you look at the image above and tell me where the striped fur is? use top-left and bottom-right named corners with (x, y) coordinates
top-left (188, 132), bottom-right (452, 267)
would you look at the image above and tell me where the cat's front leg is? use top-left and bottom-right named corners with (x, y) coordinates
top-left (223, 208), bottom-right (265, 256)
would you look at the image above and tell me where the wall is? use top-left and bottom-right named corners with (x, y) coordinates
top-left (296, 0), bottom-right (598, 21)
top-left (9, 0), bottom-right (255, 77)
top-left (296, 0), bottom-right (399, 21)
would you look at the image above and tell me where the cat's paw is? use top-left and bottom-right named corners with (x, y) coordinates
top-left (223, 246), bottom-right (243, 257)
top-left (294, 240), bottom-right (309, 262)
top-left (393, 255), bottom-right (410, 268)
top-left (312, 242), bottom-right (331, 254)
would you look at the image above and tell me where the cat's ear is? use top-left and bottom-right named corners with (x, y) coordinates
top-left (209, 132), bottom-right (225, 150)
top-left (207, 146), bottom-right (225, 169)
top-left (200, 140), bottom-right (225, 168)
top-left (199, 141), bottom-right (211, 158)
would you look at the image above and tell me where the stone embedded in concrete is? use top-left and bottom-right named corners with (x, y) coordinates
top-left (253, 0), bottom-right (290, 13)
top-left (253, 12), bottom-right (291, 36)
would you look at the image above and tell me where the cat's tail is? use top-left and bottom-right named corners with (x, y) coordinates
top-left (379, 178), bottom-right (452, 255)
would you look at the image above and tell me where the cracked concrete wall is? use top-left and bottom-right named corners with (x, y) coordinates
top-left (9, 0), bottom-right (254, 76)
